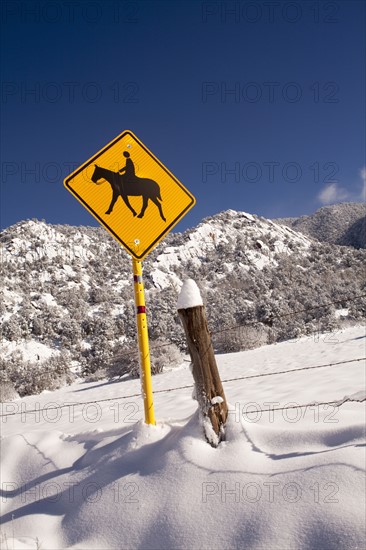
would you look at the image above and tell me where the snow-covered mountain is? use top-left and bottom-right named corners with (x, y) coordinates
top-left (1, 209), bottom-right (365, 398)
top-left (277, 202), bottom-right (366, 249)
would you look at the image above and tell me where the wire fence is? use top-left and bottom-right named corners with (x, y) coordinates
top-left (1, 357), bottom-right (364, 418)
top-left (250, 395), bottom-right (366, 414)
top-left (1, 293), bottom-right (365, 419)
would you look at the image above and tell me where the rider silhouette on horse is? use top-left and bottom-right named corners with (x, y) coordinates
top-left (91, 150), bottom-right (166, 222)
top-left (119, 151), bottom-right (135, 182)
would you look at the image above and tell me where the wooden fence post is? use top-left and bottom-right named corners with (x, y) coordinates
top-left (177, 280), bottom-right (228, 447)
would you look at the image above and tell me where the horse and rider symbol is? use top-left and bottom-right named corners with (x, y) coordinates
top-left (91, 151), bottom-right (166, 222)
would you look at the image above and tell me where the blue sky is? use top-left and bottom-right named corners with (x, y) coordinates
top-left (1, 0), bottom-right (365, 233)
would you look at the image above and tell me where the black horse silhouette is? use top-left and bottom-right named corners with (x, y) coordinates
top-left (91, 164), bottom-right (166, 222)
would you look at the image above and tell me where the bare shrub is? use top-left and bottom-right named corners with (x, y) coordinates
top-left (107, 339), bottom-right (183, 380)
top-left (1, 353), bottom-right (74, 397)
top-left (150, 339), bottom-right (184, 373)
top-left (0, 378), bottom-right (19, 402)
top-left (213, 325), bottom-right (269, 353)
top-left (85, 368), bottom-right (107, 382)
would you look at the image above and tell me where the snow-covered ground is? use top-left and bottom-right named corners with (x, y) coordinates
top-left (1, 325), bottom-right (365, 549)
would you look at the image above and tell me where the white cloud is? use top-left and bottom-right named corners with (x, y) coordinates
top-left (318, 168), bottom-right (366, 205)
top-left (318, 183), bottom-right (349, 205)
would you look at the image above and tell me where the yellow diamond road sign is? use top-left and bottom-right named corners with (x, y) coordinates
top-left (64, 130), bottom-right (196, 260)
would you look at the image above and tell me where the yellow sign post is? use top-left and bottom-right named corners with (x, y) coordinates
top-left (64, 130), bottom-right (196, 424)
top-left (132, 259), bottom-right (155, 425)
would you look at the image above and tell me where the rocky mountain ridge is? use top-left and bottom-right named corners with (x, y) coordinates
top-left (276, 202), bottom-right (366, 248)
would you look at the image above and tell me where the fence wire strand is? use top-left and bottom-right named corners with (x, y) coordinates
top-left (1, 357), bottom-right (364, 418)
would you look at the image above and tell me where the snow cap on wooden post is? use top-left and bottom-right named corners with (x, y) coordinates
top-left (177, 279), bottom-right (203, 309)
top-left (177, 279), bottom-right (228, 447)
